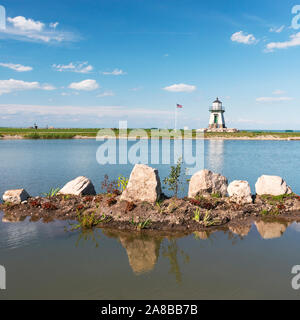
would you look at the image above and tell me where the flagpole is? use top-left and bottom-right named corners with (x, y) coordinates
top-left (175, 104), bottom-right (177, 131)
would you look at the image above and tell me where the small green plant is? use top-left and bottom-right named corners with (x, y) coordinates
top-left (62, 194), bottom-right (71, 200)
top-left (167, 200), bottom-right (178, 213)
top-left (261, 193), bottom-right (294, 205)
top-left (259, 208), bottom-right (280, 216)
top-left (163, 157), bottom-right (183, 198)
top-left (259, 209), bottom-right (269, 216)
top-left (69, 212), bottom-right (102, 231)
top-left (203, 211), bottom-right (220, 227)
top-left (193, 208), bottom-right (201, 222)
top-left (211, 192), bottom-right (222, 198)
top-left (42, 187), bottom-right (60, 197)
top-left (155, 199), bottom-right (164, 214)
top-left (118, 175), bottom-right (129, 193)
top-left (130, 217), bottom-right (152, 230)
top-left (137, 219), bottom-right (152, 230)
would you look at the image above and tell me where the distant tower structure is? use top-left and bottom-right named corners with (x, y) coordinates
top-left (208, 98), bottom-right (226, 129)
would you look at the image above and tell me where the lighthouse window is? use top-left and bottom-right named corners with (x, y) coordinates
top-left (214, 115), bottom-right (218, 124)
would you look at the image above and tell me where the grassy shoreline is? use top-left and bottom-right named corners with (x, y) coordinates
top-left (0, 128), bottom-right (300, 140)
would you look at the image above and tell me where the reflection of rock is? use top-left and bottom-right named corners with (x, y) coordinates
top-left (229, 224), bottom-right (251, 237)
top-left (119, 234), bottom-right (162, 274)
top-left (2, 215), bottom-right (26, 222)
top-left (255, 221), bottom-right (287, 239)
top-left (193, 231), bottom-right (209, 240)
top-left (255, 175), bottom-right (292, 196)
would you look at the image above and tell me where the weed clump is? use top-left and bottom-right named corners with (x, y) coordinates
top-left (125, 201), bottom-right (136, 212)
top-left (107, 197), bottom-right (117, 207)
top-left (41, 202), bottom-right (57, 210)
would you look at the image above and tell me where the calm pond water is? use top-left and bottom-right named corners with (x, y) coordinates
top-left (0, 139), bottom-right (300, 299)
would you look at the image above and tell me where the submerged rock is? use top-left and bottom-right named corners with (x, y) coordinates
top-left (58, 176), bottom-right (96, 196)
top-left (255, 175), bottom-right (292, 196)
top-left (120, 164), bottom-right (162, 203)
top-left (2, 189), bottom-right (30, 204)
top-left (228, 180), bottom-right (252, 204)
top-left (188, 169), bottom-right (228, 198)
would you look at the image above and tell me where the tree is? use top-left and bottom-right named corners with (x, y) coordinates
top-left (163, 157), bottom-right (183, 198)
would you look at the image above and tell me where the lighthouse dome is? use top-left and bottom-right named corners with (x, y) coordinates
top-left (213, 97), bottom-right (222, 104)
top-left (212, 97), bottom-right (222, 110)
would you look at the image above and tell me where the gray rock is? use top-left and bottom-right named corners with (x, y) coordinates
top-left (228, 180), bottom-right (252, 204)
top-left (120, 164), bottom-right (162, 203)
top-left (188, 169), bottom-right (228, 198)
top-left (58, 176), bottom-right (96, 196)
top-left (2, 189), bottom-right (30, 204)
top-left (255, 175), bottom-right (292, 196)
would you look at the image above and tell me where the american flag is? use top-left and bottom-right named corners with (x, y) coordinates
top-left (177, 104), bottom-right (183, 108)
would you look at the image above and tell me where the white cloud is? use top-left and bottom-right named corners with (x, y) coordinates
top-left (7, 16), bottom-right (44, 31)
top-left (272, 90), bottom-right (286, 95)
top-left (41, 84), bottom-right (56, 91)
top-left (269, 25), bottom-right (285, 33)
top-left (0, 79), bottom-right (55, 95)
top-left (53, 62), bottom-right (93, 74)
top-left (102, 69), bottom-right (126, 75)
top-left (266, 32), bottom-right (300, 51)
top-left (1, 16), bottom-right (76, 43)
top-left (0, 63), bottom-right (32, 72)
top-left (163, 83), bottom-right (196, 93)
top-left (68, 79), bottom-right (99, 91)
top-left (256, 96), bottom-right (293, 102)
top-left (97, 90), bottom-right (115, 98)
top-left (50, 22), bottom-right (59, 29)
top-left (231, 31), bottom-right (257, 44)
top-left (130, 87), bottom-right (143, 91)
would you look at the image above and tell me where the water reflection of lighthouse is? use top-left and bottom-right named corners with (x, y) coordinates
top-left (207, 140), bottom-right (224, 173)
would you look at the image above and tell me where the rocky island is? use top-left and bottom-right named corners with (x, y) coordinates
top-left (1, 165), bottom-right (300, 232)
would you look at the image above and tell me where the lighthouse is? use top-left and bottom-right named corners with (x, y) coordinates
top-left (208, 98), bottom-right (226, 129)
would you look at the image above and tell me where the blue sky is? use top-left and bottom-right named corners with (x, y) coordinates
top-left (0, 0), bottom-right (299, 129)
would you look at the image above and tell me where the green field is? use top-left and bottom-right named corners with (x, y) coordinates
top-left (0, 128), bottom-right (300, 139)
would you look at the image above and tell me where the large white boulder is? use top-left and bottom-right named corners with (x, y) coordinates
top-left (2, 189), bottom-right (30, 204)
top-left (59, 176), bottom-right (96, 196)
top-left (228, 180), bottom-right (252, 204)
top-left (120, 164), bottom-right (162, 203)
top-left (255, 175), bottom-right (292, 196)
top-left (188, 169), bottom-right (228, 198)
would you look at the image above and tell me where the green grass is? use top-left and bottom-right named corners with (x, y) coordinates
top-left (24, 133), bottom-right (77, 139)
top-left (193, 208), bottom-right (201, 222)
top-left (211, 192), bottom-right (222, 198)
top-left (260, 193), bottom-right (294, 204)
top-left (1, 127), bottom-right (300, 139)
top-left (42, 187), bottom-right (60, 197)
top-left (130, 217), bottom-right (152, 230)
top-left (259, 208), bottom-right (280, 216)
